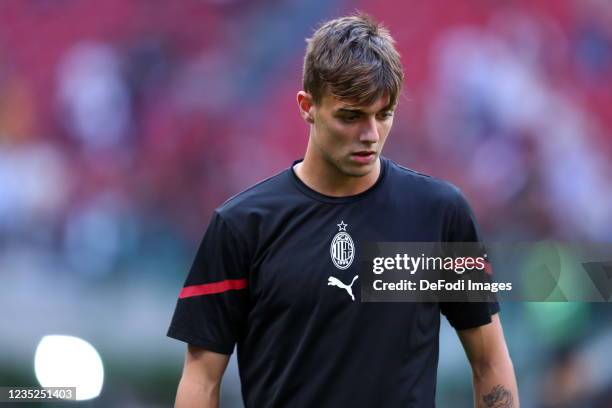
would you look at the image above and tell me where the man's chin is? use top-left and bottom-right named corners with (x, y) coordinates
top-left (340, 162), bottom-right (376, 178)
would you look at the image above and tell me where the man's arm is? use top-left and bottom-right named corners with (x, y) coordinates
top-left (457, 313), bottom-right (519, 408)
top-left (175, 344), bottom-right (230, 408)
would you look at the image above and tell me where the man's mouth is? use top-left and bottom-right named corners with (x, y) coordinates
top-left (350, 151), bottom-right (376, 164)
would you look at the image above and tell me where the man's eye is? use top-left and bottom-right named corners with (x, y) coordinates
top-left (341, 115), bottom-right (359, 123)
top-left (378, 112), bottom-right (394, 120)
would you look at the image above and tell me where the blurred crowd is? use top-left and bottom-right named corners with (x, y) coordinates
top-left (0, 0), bottom-right (611, 407)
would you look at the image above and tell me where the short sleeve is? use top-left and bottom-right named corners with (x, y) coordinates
top-left (167, 211), bottom-right (250, 354)
top-left (439, 188), bottom-right (500, 331)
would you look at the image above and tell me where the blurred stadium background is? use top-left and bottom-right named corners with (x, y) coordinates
top-left (0, 0), bottom-right (611, 406)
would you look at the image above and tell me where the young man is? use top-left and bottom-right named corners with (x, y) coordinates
top-left (168, 13), bottom-right (518, 408)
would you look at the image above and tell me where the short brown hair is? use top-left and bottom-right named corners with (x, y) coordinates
top-left (302, 12), bottom-right (403, 109)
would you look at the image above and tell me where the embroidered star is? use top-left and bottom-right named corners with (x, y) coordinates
top-left (337, 221), bottom-right (348, 231)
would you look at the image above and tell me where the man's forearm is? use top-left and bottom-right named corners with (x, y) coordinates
top-left (175, 376), bottom-right (221, 408)
top-left (472, 359), bottom-right (519, 408)
top-left (175, 346), bottom-right (229, 408)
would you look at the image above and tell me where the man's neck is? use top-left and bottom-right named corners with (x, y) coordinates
top-left (294, 153), bottom-right (381, 197)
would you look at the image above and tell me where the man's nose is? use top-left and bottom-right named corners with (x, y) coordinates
top-left (360, 117), bottom-right (379, 143)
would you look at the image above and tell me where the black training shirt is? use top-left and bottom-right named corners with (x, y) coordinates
top-left (168, 157), bottom-right (499, 407)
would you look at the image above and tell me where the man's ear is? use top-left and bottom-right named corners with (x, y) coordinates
top-left (297, 91), bottom-right (315, 124)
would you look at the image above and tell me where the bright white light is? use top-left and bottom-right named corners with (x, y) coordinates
top-left (34, 335), bottom-right (104, 400)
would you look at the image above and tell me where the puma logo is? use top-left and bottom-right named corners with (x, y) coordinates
top-left (328, 275), bottom-right (359, 301)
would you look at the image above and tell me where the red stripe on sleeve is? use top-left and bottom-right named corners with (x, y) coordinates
top-left (484, 261), bottom-right (493, 275)
top-left (179, 279), bottom-right (248, 299)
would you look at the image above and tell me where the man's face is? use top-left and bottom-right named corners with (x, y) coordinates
top-left (308, 91), bottom-right (395, 178)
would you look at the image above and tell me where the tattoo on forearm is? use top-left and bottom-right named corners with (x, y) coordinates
top-left (481, 384), bottom-right (514, 408)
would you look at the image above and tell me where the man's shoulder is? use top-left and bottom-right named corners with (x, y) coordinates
top-left (215, 167), bottom-right (295, 222)
top-left (385, 158), bottom-right (465, 204)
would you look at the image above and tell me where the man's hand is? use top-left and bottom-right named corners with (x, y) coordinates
top-left (457, 313), bottom-right (519, 408)
top-left (174, 345), bottom-right (230, 408)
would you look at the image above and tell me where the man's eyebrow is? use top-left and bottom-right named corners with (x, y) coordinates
top-left (336, 107), bottom-right (363, 114)
top-left (335, 106), bottom-right (394, 114)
